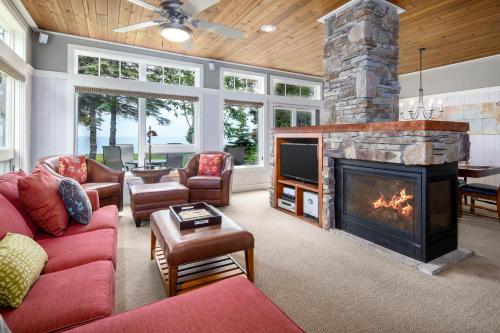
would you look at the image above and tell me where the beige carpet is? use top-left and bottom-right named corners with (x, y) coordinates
top-left (115, 191), bottom-right (500, 333)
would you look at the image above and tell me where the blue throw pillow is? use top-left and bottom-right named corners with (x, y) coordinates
top-left (58, 178), bottom-right (92, 225)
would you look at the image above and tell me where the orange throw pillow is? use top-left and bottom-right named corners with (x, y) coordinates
top-left (59, 155), bottom-right (87, 184)
top-left (198, 153), bottom-right (223, 176)
top-left (18, 167), bottom-right (69, 236)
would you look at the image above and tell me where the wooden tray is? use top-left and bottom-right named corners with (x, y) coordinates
top-left (170, 202), bottom-right (222, 230)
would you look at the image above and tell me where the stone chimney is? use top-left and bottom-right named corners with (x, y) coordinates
top-left (321, 0), bottom-right (402, 124)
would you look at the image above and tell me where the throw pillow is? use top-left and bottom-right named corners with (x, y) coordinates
top-left (18, 168), bottom-right (69, 236)
top-left (59, 178), bottom-right (92, 225)
top-left (0, 233), bottom-right (48, 308)
top-left (59, 155), bottom-right (88, 184)
top-left (198, 153), bottom-right (223, 176)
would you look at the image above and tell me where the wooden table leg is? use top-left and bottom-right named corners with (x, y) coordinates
top-left (168, 266), bottom-right (178, 297)
top-left (245, 248), bottom-right (254, 282)
top-left (150, 230), bottom-right (156, 260)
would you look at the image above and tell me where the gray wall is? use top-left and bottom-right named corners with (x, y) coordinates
top-left (400, 54), bottom-right (500, 98)
top-left (30, 32), bottom-right (321, 91)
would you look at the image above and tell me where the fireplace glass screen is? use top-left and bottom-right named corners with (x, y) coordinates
top-left (344, 171), bottom-right (416, 235)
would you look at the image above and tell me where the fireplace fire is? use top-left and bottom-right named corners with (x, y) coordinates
top-left (335, 159), bottom-right (458, 262)
top-left (371, 188), bottom-right (414, 225)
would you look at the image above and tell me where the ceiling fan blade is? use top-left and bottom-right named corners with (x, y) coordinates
top-left (194, 20), bottom-right (244, 39)
top-left (180, 38), bottom-right (195, 50)
top-left (114, 21), bottom-right (160, 33)
top-left (181, 0), bottom-right (219, 17)
top-left (126, 0), bottom-right (160, 13)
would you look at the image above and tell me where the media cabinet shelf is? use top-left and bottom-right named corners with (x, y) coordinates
top-left (272, 132), bottom-right (323, 228)
top-left (277, 179), bottom-right (319, 193)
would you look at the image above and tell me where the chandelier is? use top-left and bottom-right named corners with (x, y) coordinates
top-left (400, 48), bottom-right (443, 120)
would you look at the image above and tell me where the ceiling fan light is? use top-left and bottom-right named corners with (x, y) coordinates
top-left (160, 23), bottom-right (192, 43)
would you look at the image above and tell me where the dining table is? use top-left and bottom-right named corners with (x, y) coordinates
top-left (458, 164), bottom-right (500, 183)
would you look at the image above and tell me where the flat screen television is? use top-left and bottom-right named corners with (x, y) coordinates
top-left (280, 143), bottom-right (318, 184)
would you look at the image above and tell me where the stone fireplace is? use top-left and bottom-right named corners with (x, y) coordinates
top-left (269, 0), bottom-right (470, 264)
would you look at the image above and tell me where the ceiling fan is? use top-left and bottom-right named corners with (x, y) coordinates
top-left (114, 0), bottom-right (244, 48)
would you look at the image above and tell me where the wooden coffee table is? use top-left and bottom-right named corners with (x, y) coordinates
top-left (150, 207), bottom-right (254, 297)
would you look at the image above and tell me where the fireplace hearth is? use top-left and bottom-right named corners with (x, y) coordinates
top-left (335, 159), bottom-right (458, 262)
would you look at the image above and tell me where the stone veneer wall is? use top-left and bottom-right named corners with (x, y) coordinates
top-left (322, 0), bottom-right (400, 124)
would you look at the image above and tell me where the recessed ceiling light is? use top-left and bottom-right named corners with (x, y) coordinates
top-left (261, 24), bottom-right (276, 33)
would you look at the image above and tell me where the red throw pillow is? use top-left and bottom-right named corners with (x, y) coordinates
top-left (59, 155), bottom-right (87, 184)
top-left (198, 153), bottom-right (223, 176)
top-left (18, 167), bottom-right (69, 236)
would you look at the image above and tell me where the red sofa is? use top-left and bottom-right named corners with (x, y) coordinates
top-left (0, 171), bottom-right (303, 333)
top-left (0, 172), bottom-right (118, 333)
top-left (66, 276), bottom-right (303, 333)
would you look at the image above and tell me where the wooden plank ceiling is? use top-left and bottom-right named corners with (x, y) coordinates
top-left (22, 0), bottom-right (500, 76)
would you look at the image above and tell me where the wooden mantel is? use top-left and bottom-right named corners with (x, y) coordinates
top-left (270, 120), bottom-right (470, 134)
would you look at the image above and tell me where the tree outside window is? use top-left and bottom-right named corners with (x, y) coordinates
top-left (223, 105), bottom-right (259, 166)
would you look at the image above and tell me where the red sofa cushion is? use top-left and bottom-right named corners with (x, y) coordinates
top-left (1, 261), bottom-right (115, 333)
top-left (0, 194), bottom-right (34, 239)
top-left (198, 153), bottom-right (223, 176)
top-left (59, 155), bottom-right (88, 184)
top-left (36, 228), bottom-right (117, 273)
top-left (18, 168), bottom-right (69, 236)
top-left (35, 205), bottom-right (119, 240)
top-left (0, 171), bottom-right (39, 235)
top-left (65, 277), bottom-right (304, 333)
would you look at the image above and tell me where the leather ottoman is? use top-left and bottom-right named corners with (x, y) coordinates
top-left (129, 182), bottom-right (188, 227)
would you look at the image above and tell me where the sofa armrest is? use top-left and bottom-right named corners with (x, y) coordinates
top-left (87, 159), bottom-right (124, 184)
top-left (85, 190), bottom-right (100, 211)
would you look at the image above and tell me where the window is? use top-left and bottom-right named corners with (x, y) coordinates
top-left (77, 55), bottom-right (139, 80)
top-left (223, 102), bottom-right (262, 166)
top-left (273, 106), bottom-right (316, 128)
top-left (145, 98), bottom-right (196, 145)
top-left (77, 93), bottom-right (139, 163)
top-left (76, 51), bottom-right (199, 86)
top-left (146, 65), bottom-right (195, 86)
top-left (274, 108), bottom-right (292, 128)
top-left (272, 77), bottom-right (321, 100)
top-left (222, 70), bottom-right (265, 94)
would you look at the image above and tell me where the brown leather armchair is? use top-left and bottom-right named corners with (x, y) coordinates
top-left (178, 152), bottom-right (233, 206)
top-left (38, 155), bottom-right (125, 211)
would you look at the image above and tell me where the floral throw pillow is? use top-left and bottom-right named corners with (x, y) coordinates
top-left (197, 153), bottom-right (223, 176)
top-left (59, 178), bottom-right (92, 225)
top-left (59, 156), bottom-right (87, 184)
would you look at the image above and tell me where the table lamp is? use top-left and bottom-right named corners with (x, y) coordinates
top-left (146, 126), bottom-right (158, 168)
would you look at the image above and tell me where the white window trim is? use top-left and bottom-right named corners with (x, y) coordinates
top-left (270, 75), bottom-right (322, 100)
top-left (220, 67), bottom-right (267, 95)
top-left (69, 44), bottom-right (203, 87)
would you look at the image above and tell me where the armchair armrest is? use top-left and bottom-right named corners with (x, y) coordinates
top-left (85, 190), bottom-right (100, 211)
top-left (86, 159), bottom-right (124, 184)
top-left (178, 155), bottom-right (199, 186)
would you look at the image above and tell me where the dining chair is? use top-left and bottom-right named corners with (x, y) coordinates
top-left (117, 144), bottom-right (138, 170)
top-left (458, 183), bottom-right (500, 221)
top-left (102, 146), bottom-right (125, 171)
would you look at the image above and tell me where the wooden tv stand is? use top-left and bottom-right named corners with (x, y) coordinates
top-left (272, 132), bottom-right (323, 228)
